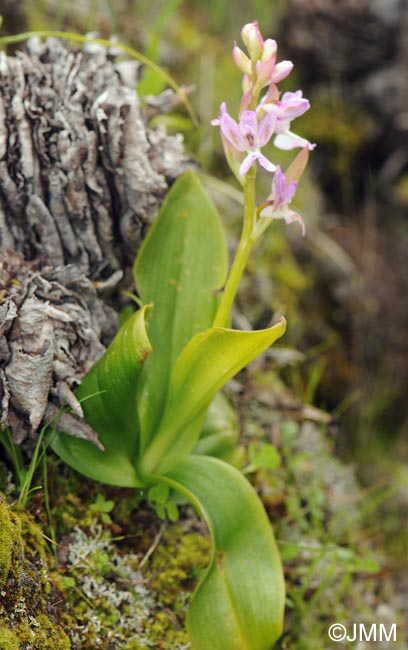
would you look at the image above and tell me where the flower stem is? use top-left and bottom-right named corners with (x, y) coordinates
top-left (213, 166), bottom-right (257, 328)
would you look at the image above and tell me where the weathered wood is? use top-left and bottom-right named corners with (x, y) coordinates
top-left (0, 38), bottom-right (187, 448)
top-left (0, 36), bottom-right (186, 276)
top-left (0, 251), bottom-right (116, 448)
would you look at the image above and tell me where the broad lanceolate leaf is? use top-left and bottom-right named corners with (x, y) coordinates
top-left (163, 455), bottom-right (285, 650)
top-left (141, 318), bottom-right (286, 475)
top-left (134, 170), bottom-right (228, 453)
top-left (52, 306), bottom-right (152, 487)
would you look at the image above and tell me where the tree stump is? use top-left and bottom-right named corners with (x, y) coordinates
top-left (0, 37), bottom-right (187, 449)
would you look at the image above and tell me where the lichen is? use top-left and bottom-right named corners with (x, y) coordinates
top-left (60, 518), bottom-right (209, 649)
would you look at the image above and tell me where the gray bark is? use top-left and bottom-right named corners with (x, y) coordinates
top-left (0, 252), bottom-right (114, 448)
top-left (0, 36), bottom-right (186, 275)
top-left (0, 37), bottom-right (188, 448)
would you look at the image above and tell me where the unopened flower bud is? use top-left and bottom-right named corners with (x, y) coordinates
top-left (233, 44), bottom-right (252, 76)
top-left (260, 39), bottom-right (277, 64)
top-left (270, 60), bottom-right (294, 84)
top-left (241, 21), bottom-right (264, 61)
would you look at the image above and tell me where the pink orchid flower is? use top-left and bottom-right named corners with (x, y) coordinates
top-left (260, 166), bottom-right (305, 235)
top-left (262, 91), bottom-right (316, 151)
top-left (212, 103), bottom-right (277, 175)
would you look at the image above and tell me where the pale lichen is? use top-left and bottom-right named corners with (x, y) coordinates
top-left (62, 519), bottom-right (210, 649)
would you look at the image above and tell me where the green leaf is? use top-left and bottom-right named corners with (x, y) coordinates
top-left (163, 455), bottom-right (285, 650)
top-left (148, 482), bottom-right (170, 505)
top-left (62, 576), bottom-right (76, 589)
top-left (141, 318), bottom-right (286, 474)
top-left (134, 170), bottom-right (228, 452)
top-left (166, 500), bottom-right (180, 523)
top-left (89, 494), bottom-right (115, 513)
top-left (194, 392), bottom-right (239, 462)
top-left (52, 306), bottom-right (152, 487)
top-left (248, 442), bottom-right (281, 471)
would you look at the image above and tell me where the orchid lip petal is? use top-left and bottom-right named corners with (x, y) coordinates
top-left (260, 206), bottom-right (306, 236)
top-left (239, 152), bottom-right (257, 175)
top-left (285, 210), bottom-right (306, 236)
top-left (274, 131), bottom-right (315, 151)
top-left (257, 153), bottom-right (277, 173)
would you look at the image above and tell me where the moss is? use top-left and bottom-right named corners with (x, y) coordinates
top-left (13, 615), bottom-right (70, 650)
top-left (145, 610), bottom-right (190, 648)
top-left (149, 527), bottom-right (210, 608)
top-left (128, 525), bottom-right (211, 648)
top-left (0, 497), bottom-right (17, 589)
top-left (0, 626), bottom-right (19, 650)
top-left (0, 493), bottom-right (72, 649)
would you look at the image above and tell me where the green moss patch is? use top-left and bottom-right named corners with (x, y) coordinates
top-left (0, 495), bottom-right (71, 649)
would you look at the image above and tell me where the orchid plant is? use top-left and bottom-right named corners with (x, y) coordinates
top-left (53, 21), bottom-right (314, 650)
